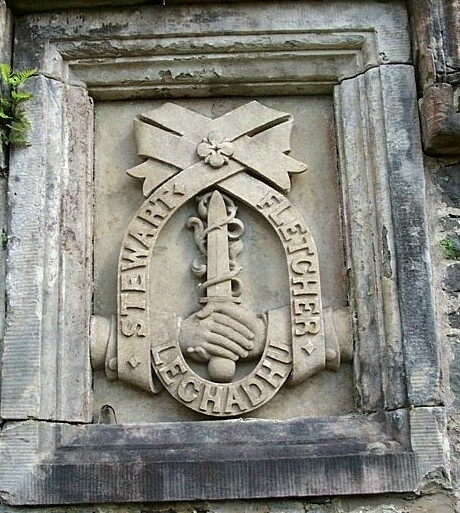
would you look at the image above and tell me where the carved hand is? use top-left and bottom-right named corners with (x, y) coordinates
top-left (179, 302), bottom-right (266, 372)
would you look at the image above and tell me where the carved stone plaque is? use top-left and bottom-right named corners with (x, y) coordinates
top-left (92, 99), bottom-right (347, 417)
top-left (0, 1), bottom-right (445, 504)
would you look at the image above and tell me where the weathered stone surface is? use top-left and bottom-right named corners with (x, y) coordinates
top-left (410, 407), bottom-right (447, 482)
top-left (12, 1), bottom-right (410, 100)
top-left (443, 263), bottom-right (460, 292)
top-left (0, 0), bottom-right (12, 420)
top-left (6, 0), bottom-right (263, 13)
top-left (448, 411), bottom-right (460, 505)
top-left (0, 496), bottom-right (456, 513)
top-left (0, 0), bottom-right (448, 506)
top-left (0, 491), bottom-right (456, 513)
top-left (6, 0), bottom-right (154, 12)
top-left (93, 96), bottom-right (351, 422)
top-left (449, 308), bottom-right (460, 328)
top-left (408, 1), bottom-right (460, 155)
top-left (409, 0), bottom-right (460, 87)
top-left (441, 215), bottom-right (460, 232)
top-left (0, 75), bottom-right (93, 422)
top-left (0, 414), bottom-right (423, 504)
top-left (421, 84), bottom-right (460, 156)
top-left (336, 65), bottom-right (440, 410)
top-left (450, 344), bottom-right (460, 405)
top-left (0, 0), bottom-right (12, 81)
top-left (435, 164), bottom-right (460, 208)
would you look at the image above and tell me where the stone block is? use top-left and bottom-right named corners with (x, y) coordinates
top-left (443, 263), bottom-right (460, 292)
top-left (435, 164), bottom-right (460, 208)
top-left (1, 74), bottom-right (93, 422)
top-left (0, 0), bottom-right (11, 173)
top-left (450, 344), bottom-right (460, 406)
top-left (449, 309), bottom-right (460, 329)
top-left (441, 215), bottom-right (460, 233)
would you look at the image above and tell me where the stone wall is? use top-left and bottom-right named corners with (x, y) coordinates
top-left (0, 1), bottom-right (460, 512)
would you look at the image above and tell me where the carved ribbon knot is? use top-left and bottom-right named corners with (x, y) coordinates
top-left (127, 100), bottom-right (308, 198)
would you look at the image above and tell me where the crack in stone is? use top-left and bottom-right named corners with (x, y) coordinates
top-left (338, 62), bottom-right (415, 85)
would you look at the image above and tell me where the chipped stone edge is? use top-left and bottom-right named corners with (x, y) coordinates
top-left (411, 407), bottom-right (451, 490)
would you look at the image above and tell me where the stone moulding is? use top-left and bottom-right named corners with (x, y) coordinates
top-left (0, 0), bottom-right (446, 504)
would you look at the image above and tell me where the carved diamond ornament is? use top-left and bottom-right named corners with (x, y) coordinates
top-left (94, 100), bottom-right (340, 417)
top-left (127, 354), bottom-right (141, 368)
top-left (302, 341), bottom-right (316, 355)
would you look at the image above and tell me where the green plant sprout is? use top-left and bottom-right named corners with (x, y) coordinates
top-left (0, 63), bottom-right (36, 146)
top-left (440, 236), bottom-right (460, 260)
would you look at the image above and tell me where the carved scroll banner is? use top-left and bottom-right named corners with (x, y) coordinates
top-left (93, 101), bottom-right (339, 417)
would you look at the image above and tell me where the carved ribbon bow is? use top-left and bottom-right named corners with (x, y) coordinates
top-left (127, 101), bottom-right (307, 196)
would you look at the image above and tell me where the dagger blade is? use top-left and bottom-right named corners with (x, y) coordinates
top-left (206, 190), bottom-right (233, 300)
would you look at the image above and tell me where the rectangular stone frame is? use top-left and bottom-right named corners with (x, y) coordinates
top-left (0, 1), bottom-right (446, 504)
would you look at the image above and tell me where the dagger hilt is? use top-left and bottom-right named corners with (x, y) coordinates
top-left (197, 298), bottom-right (238, 383)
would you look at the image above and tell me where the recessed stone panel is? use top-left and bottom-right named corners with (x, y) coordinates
top-left (93, 96), bottom-right (352, 422)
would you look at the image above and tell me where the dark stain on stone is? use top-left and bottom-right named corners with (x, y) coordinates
top-left (190, 12), bottom-right (224, 25)
top-left (382, 225), bottom-right (392, 278)
top-left (449, 308), bottom-right (460, 328)
top-left (441, 214), bottom-right (460, 232)
top-left (87, 22), bottom-right (129, 36)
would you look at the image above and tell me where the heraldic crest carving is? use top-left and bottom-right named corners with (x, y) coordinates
top-left (91, 100), bottom-right (342, 417)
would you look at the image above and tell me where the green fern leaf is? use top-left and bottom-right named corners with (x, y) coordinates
top-left (0, 63), bottom-right (11, 83)
top-left (11, 90), bottom-right (33, 102)
top-left (8, 120), bottom-right (29, 145)
top-left (0, 98), bottom-right (11, 111)
top-left (7, 133), bottom-right (27, 145)
top-left (10, 68), bottom-right (37, 86)
top-left (0, 63), bottom-right (35, 146)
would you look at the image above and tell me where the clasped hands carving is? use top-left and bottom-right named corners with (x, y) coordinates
top-left (179, 302), bottom-right (266, 381)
